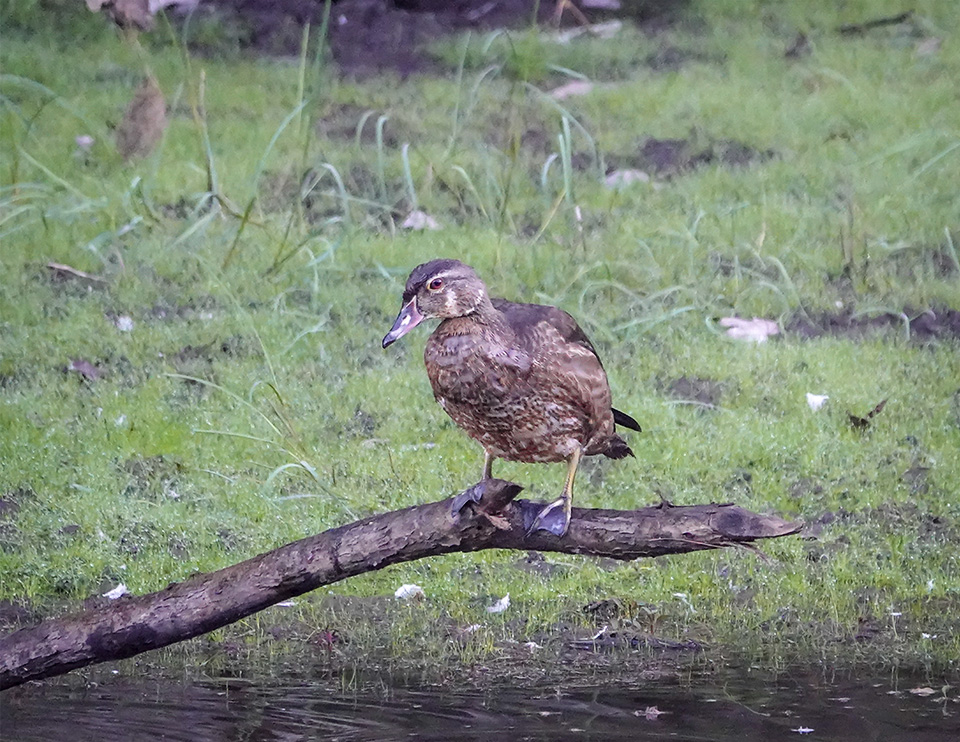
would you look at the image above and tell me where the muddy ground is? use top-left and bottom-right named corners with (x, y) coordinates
top-left (194, 0), bottom-right (684, 75)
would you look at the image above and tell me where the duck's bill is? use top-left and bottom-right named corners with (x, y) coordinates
top-left (382, 299), bottom-right (424, 348)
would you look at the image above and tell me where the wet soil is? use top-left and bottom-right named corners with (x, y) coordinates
top-left (660, 375), bottom-right (726, 407)
top-left (622, 136), bottom-right (775, 176)
top-left (202, 0), bottom-right (685, 76)
top-left (787, 307), bottom-right (960, 342)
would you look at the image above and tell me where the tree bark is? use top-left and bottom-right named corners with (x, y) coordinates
top-left (0, 480), bottom-right (800, 690)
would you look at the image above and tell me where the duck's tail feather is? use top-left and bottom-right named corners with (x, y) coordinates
top-left (604, 435), bottom-right (635, 460)
top-left (612, 407), bottom-right (642, 432)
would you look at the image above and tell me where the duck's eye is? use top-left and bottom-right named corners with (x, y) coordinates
top-left (428, 277), bottom-right (444, 291)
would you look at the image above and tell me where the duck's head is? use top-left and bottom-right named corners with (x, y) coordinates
top-left (382, 259), bottom-right (488, 348)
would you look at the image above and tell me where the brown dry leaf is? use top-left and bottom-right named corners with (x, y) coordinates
top-left (719, 316), bottom-right (780, 343)
top-left (604, 169), bottom-right (651, 189)
top-left (87, 0), bottom-right (154, 31)
top-left (549, 81), bottom-right (594, 100)
top-left (47, 262), bottom-right (107, 286)
top-left (116, 77), bottom-right (167, 160)
top-left (401, 210), bottom-right (441, 231)
top-left (68, 358), bottom-right (104, 381)
top-left (915, 37), bottom-right (942, 57)
top-left (848, 399), bottom-right (887, 430)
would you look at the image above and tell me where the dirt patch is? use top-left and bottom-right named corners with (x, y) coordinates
top-left (0, 490), bottom-right (25, 521)
top-left (316, 102), bottom-right (413, 145)
top-left (787, 307), bottom-right (960, 342)
top-left (574, 137), bottom-right (776, 179)
top-left (0, 599), bottom-right (39, 632)
top-left (0, 488), bottom-right (32, 552)
top-left (121, 455), bottom-right (185, 501)
top-left (661, 376), bottom-right (725, 407)
top-left (629, 137), bottom-right (775, 176)
top-left (513, 550), bottom-right (568, 578)
top-left (201, 0), bottom-right (685, 76)
top-left (149, 296), bottom-right (219, 322)
top-left (883, 246), bottom-right (960, 281)
top-left (645, 44), bottom-right (719, 71)
top-left (566, 630), bottom-right (702, 653)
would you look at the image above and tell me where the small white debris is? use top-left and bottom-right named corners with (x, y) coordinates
top-left (523, 641), bottom-right (542, 651)
top-left (549, 81), bottom-right (594, 100)
top-left (635, 706), bottom-right (667, 720)
top-left (486, 593), bottom-right (510, 613)
top-left (927, 579), bottom-right (935, 592)
top-left (591, 624), bottom-right (608, 640)
top-left (75, 134), bottom-right (95, 150)
top-left (719, 316), bottom-right (780, 343)
top-left (582, 0), bottom-right (621, 8)
top-left (909, 687), bottom-right (937, 697)
top-left (401, 210), bottom-right (441, 231)
top-left (114, 315), bottom-right (135, 332)
top-left (915, 37), bottom-right (941, 57)
top-left (276, 600), bottom-right (297, 607)
top-left (103, 583), bottom-right (129, 600)
top-left (791, 727), bottom-right (814, 734)
top-left (555, 20), bottom-right (622, 44)
top-left (361, 438), bottom-right (390, 449)
top-left (806, 393), bottom-right (829, 411)
top-left (114, 414), bottom-right (127, 427)
top-left (921, 633), bottom-right (938, 639)
top-left (604, 169), bottom-right (651, 189)
top-left (394, 583), bottom-right (425, 601)
top-left (673, 592), bottom-right (696, 613)
top-left (116, 220), bottom-right (139, 238)
top-left (400, 442), bottom-right (437, 451)
top-left (149, 0), bottom-right (201, 12)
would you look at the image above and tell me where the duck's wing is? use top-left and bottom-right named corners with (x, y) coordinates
top-left (494, 298), bottom-right (642, 433)
top-left (493, 298), bottom-right (612, 428)
top-left (491, 298), bottom-right (601, 361)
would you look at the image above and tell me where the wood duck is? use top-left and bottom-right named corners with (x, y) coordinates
top-left (382, 259), bottom-right (640, 536)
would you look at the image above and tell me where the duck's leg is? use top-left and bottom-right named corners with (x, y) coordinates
top-left (529, 446), bottom-right (582, 537)
top-left (452, 451), bottom-right (498, 514)
top-left (482, 450), bottom-right (495, 480)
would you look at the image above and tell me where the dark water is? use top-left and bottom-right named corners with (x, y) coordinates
top-left (2, 667), bottom-right (957, 742)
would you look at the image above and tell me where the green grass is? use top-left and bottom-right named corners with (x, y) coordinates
top-left (1, 0), bottom-right (959, 677)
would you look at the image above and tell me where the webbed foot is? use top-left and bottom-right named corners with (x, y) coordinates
top-left (451, 481), bottom-right (486, 515)
top-left (528, 498), bottom-right (570, 537)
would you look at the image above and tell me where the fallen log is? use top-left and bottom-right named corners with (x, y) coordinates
top-left (0, 480), bottom-right (801, 690)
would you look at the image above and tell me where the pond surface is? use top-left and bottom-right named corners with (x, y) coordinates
top-left (2, 666), bottom-right (957, 742)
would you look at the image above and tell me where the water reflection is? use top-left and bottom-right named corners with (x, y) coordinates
top-left (2, 667), bottom-right (957, 741)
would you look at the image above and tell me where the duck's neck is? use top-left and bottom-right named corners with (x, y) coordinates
top-left (442, 296), bottom-right (513, 338)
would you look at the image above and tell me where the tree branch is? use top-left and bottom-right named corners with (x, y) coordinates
top-left (0, 480), bottom-right (801, 689)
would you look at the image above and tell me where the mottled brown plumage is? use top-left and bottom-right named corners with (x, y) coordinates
top-left (382, 259), bottom-right (640, 535)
